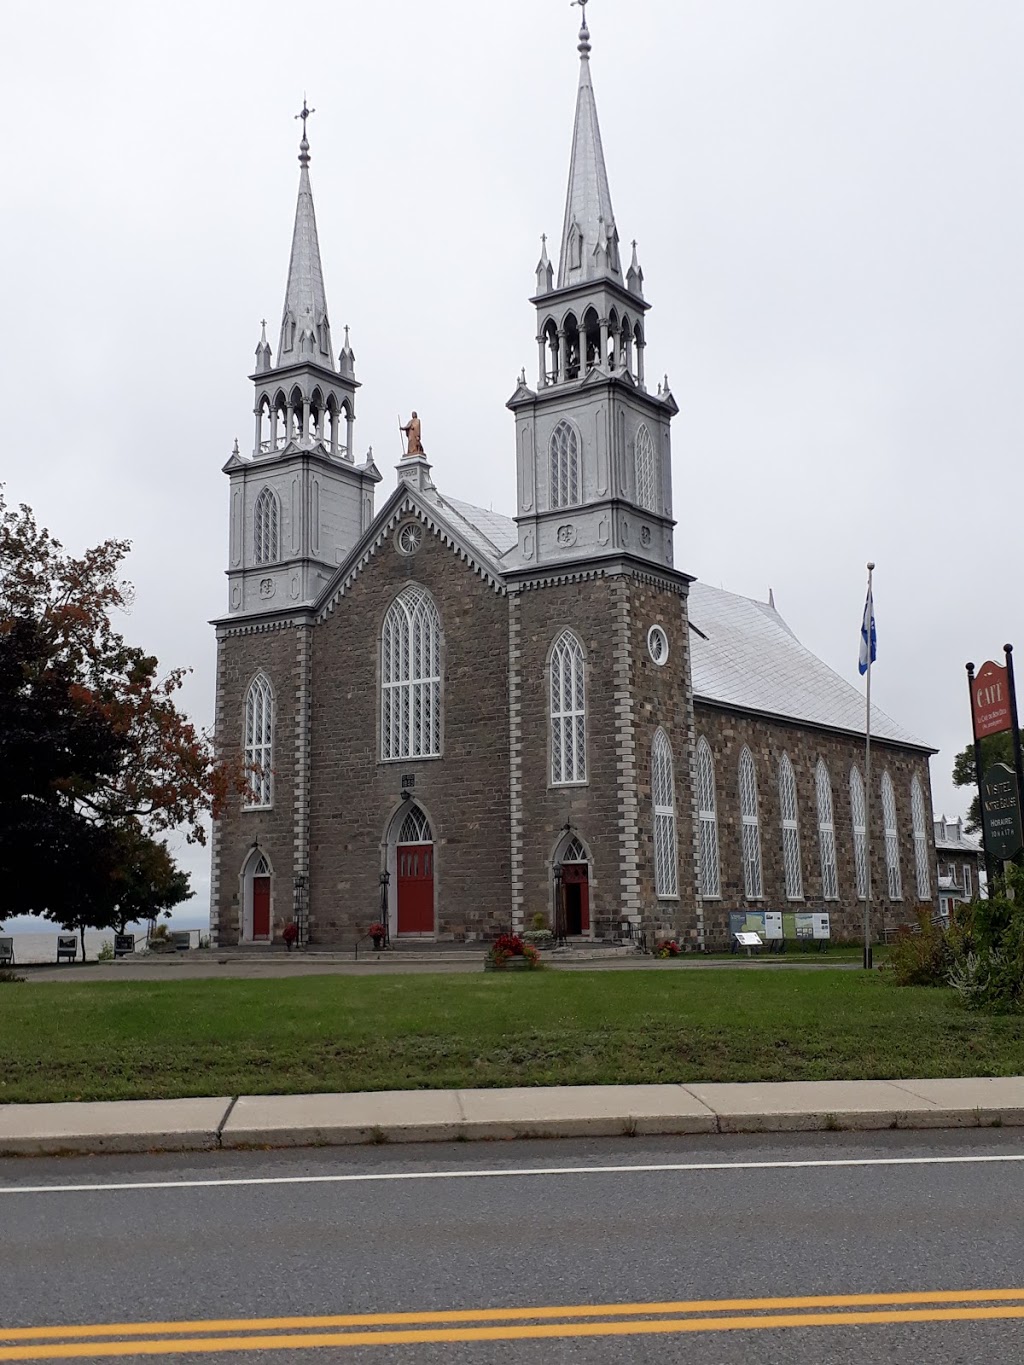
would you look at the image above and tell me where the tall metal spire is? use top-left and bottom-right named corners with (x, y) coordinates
top-left (278, 100), bottom-right (334, 369)
top-left (558, 2), bottom-right (620, 289)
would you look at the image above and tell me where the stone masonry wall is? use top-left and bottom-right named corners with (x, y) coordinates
top-left (628, 576), bottom-right (700, 944)
top-left (693, 702), bottom-right (936, 946)
top-left (307, 521), bottom-right (511, 942)
top-left (515, 574), bottom-right (626, 937)
top-left (212, 621), bottom-right (302, 944)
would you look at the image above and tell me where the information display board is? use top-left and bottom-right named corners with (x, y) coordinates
top-left (728, 911), bottom-right (783, 942)
top-left (781, 912), bottom-right (831, 941)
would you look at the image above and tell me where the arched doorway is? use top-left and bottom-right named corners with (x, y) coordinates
top-left (241, 850), bottom-right (273, 943)
top-left (394, 805), bottom-right (435, 937)
top-left (554, 834), bottom-right (591, 938)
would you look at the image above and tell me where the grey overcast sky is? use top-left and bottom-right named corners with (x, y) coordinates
top-left (2, 0), bottom-right (1021, 917)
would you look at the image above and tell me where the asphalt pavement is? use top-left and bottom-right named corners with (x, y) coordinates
top-left (2, 1129), bottom-right (1024, 1362)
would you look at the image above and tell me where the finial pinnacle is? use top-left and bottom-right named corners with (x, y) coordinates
top-left (572, 0), bottom-right (591, 56)
top-left (295, 97), bottom-right (316, 166)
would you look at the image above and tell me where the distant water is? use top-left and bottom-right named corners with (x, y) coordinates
top-left (2, 928), bottom-right (201, 966)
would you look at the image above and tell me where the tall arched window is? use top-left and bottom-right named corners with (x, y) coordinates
top-left (651, 729), bottom-right (678, 898)
top-left (739, 747), bottom-right (763, 899)
top-left (254, 487), bottom-right (280, 565)
top-left (778, 754), bottom-right (803, 900)
top-left (881, 771), bottom-right (903, 901)
top-left (850, 765), bottom-right (868, 900)
top-left (243, 672), bottom-right (274, 808)
top-left (695, 737), bottom-right (720, 898)
top-left (635, 424), bottom-right (657, 512)
top-left (549, 420), bottom-right (580, 509)
top-left (381, 586), bottom-right (442, 760)
top-left (550, 629), bottom-right (586, 785)
top-left (816, 760), bottom-right (839, 900)
top-left (911, 775), bottom-right (931, 900)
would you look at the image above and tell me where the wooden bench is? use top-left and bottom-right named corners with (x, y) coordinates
top-left (0, 937), bottom-right (14, 966)
top-left (171, 931), bottom-right (192, 952)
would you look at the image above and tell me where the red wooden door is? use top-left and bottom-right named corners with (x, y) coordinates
top-left (562, 864), bottom-right (590, 934)
top-left (397, 844), bottom-right (434, 934)
top-left (252, 876), bottom-right (271, 939)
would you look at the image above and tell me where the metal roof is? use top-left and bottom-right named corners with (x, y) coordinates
top-left (688, 581), bottom-right (928, 748)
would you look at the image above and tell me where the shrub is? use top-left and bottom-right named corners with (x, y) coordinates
top-left (889, 910), bottom-right (950, 987)
top-left (0, 969), bottom-right (25, 985)
top-left (891, 866), bottom-right (1024, 1013)
top-left (655, 939), bottom-right (682, 959)
top-left (97, 940), bottom-right (114, 962)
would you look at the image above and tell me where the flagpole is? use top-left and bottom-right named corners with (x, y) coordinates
top-left (863, 562), bottom-right (874, 971)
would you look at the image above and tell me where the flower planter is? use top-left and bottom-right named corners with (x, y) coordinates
top-left (484, 955), bottom-right (534, 972)
top-left (371, 936), bottom-right (384, 951)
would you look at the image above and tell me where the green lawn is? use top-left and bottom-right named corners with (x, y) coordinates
top-left (1, 970), bottom-right (1021, 1105)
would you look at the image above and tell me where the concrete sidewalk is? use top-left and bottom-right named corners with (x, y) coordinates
top-left (2, 1077), bottom-right (1024, 1157)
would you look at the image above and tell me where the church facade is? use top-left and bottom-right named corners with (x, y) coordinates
top-left (210, 19), bottom-right (937, 950)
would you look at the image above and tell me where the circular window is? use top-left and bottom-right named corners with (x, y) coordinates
top-left (396, 522), bottom-right (423, 556)
top-left (648, 625), bottom-right (669, 666)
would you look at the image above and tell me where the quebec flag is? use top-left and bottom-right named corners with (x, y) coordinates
top-left (859, 585), bottom-right (877, 676)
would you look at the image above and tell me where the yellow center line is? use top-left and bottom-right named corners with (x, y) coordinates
top-left (3, 1306), bottom-right (1024, 1359)
top-left (5, 1287), bottom-right (1024, 1342)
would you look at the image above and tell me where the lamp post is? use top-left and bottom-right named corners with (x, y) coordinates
top-left (379, 870), bottom-right (391, 948)
top-left (292, 873), bottom-right (308, 949)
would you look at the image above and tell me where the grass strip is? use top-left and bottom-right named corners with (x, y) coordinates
top-left (1, 970), bottom-right (1021, 1104)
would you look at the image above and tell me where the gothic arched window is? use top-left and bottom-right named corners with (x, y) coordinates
top-left (243, 672), bottom-right (274, 809)
top-left (651, 729), bottom-right (678, 898)
top-left (850, 765), bottom-right (868, 900)
top-left (550, 629), bottom-right (586, 785)
top-left (549, 420), bottom-right (580, 509)
top-left (695, 737), bottom-right (720, 898)
top-left (254, 487), bottom-right (280, 565)
top-left (881, 771), bottom-right (903, 901)
top-left (635, 424), bottom-right (657, 513)
top-left (911, 775), bottom-right (931, 900)
top-left (381, 586), bottom-right (442, 761)
top-left (739, 747), bottom-right (763, 899)
top-left (398, 805), bottom-right (432, 845)
top-left (816, 760), bottom-right (839, 900)
top-left (778, 753), bottom-right (803, 900)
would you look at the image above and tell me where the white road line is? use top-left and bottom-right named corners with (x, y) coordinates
top-left (2, 1152), bottom-right (1024, 1196)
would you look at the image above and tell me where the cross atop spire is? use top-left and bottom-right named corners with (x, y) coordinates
top-left (295, 98), bottom-right (315, 166)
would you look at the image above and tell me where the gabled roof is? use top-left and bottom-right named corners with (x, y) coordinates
top-left (933, 816), bottom-right (981, 853)
top-left (314, 488), bottom-right (931, 750)
top-left (316, 485), bottom-right (511, 618)
top-left (688, 581), bottom-right (930, 749)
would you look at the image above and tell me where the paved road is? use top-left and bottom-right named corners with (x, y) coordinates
top-left (2, 1130), bottom-right (1023, 1361)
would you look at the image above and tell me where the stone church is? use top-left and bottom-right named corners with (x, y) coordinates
top-left (210, 13), bottom-right (937, 950)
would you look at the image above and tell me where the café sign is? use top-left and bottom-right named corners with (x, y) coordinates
top-left (972, 660), bottom-right (1012, 739)
top-left (981, 762), bottom-right (1023, 861)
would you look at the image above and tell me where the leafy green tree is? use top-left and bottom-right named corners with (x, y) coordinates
top-left (951, 730), bottom-right (1024, 834)
top-left (107, 824), bottom-right (193, 935)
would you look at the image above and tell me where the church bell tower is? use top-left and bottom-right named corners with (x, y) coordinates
top-left (223, 105), bottom-right (381, 617)
top-left (508, 7), bottom-right (677, 572)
